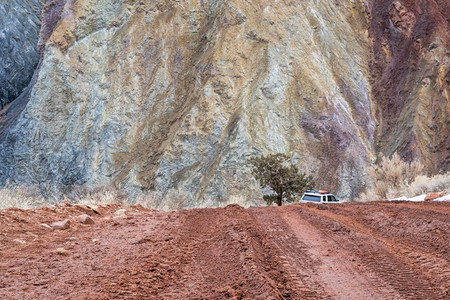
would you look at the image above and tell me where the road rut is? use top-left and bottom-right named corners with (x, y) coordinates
top-left (0, 201), bottom-right (448, 299)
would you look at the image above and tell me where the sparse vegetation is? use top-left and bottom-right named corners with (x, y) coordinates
top-left (358, 153), bottom-right (449, 201)
top-left (0, 183), bottom-right (191, 211)
top-left (136, 189), bottom-right (190, 211)
top-left (64, 186), bottom-right (191, 210)
top-left (2, 154), bottom-right (448, 210)
top-left (0, 183), bottom-right (49, 210)
top-left (0, 184), bottom-right (126, 210)
top-left (405, 173), bottom-right (450, 197)
top-left (249, 153), bottom-right (315, 206)
top-left (358, 153), bottom-right (423, 201)
top-left (64, 185), bottom-right (128, 206)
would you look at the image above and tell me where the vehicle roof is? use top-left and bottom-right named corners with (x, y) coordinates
top-left (304, 190), bottom-right (335, 195)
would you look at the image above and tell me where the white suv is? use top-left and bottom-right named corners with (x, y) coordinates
top-left (300, 190), bottom-right (340, 203)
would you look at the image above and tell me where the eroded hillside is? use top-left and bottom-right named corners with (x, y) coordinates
top-left (370, 0), bottom-right (450, 172)
top-left (0, 0), bottom-right (448, 206)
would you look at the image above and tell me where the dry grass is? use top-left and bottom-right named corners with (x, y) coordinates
top-left (404, 173), bottom-right (450, 196)
top-left (0, 183), bottom-right (49, 210)
top-left (358, 152), bottom-right (449, 201)
top-left (136, 189), bottom-right (191, 211)
top-left (358, 153), bottom-right (422, 201)
top-left (64, 186), bottom-right (191, 210)
top-left (63, 185), bottom-right (128, 206)
top-left (0, 184), bottom-right (128, 210)
top-left (0, 182), bottom-right (192, 211)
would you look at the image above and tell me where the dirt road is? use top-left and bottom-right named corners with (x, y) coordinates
top-left (0, 201), bottom-right (449, 299)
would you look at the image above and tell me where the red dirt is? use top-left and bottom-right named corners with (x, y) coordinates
top-left (0, 201), bottom-right (449, 299)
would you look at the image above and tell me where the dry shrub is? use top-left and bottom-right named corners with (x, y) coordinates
top-left (0, 183), bottom-right (49, 209)
top-left (64, 185), bottom-right (128, 206)
top-left (1, 183), bottom-right (193, 210)
top-left (358, 153), bottom-right (424, 201)
top-left (0, 184), bottom-right (129, 209)
top-left (135, 191), bottom-right (163, 209)
top-left (136, 189), bottom-right (190, 211)
top-left (405, 173), bottom-right (450, 196)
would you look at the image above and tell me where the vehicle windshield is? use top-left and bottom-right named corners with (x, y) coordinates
top-left (302, 194), bottom-right (321, 202)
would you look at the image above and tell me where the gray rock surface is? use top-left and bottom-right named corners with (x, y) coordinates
top-left (0, 0), bottom-right (45, 108)
top-left (0, 0), bottom-right (447, 208)
top-left (0, 0), bottom-right (375, 207)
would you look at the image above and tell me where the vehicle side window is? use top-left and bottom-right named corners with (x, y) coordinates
top-left (330, 196), bottom-right (336, 202)
top-left (303, 195), bottom-right (321, 202)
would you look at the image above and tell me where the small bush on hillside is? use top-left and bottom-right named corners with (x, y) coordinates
top-left (249, 153), bottom-right (315, 206)
top-left (358, 153), bottom-right (424, 201)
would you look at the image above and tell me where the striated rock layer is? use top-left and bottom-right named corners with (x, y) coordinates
top-left (0, 0), bottom-right (46, 108)
top-left (0, 0), bottom-right (448, 206)
top-left (369, 0), bottom-right (450, 172)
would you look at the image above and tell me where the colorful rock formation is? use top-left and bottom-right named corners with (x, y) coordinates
top-left (0, 0), bottom-right (448, 206)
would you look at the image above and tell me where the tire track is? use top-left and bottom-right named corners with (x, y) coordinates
top-left (376, 202), bottom-right (450, 215)
top-left (0, 202), bottom-right (448, 299)
top-left (249, 207), bottom-right (332, 299)
top-left (250, 206), bottom-right (405, 300)
top-left (315, 202), bottom-right (450, 296)
top-left (155, 205), bottom-right (304, 299)
top-left (301, 204), bottom-right (448, 299)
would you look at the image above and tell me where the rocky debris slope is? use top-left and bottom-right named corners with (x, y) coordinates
top-left (0, 202), bottom-right (448, 299)
top-left (0, 0), bottom-right (448, 206)
top-left (0, 0), bottom-right (45, 108)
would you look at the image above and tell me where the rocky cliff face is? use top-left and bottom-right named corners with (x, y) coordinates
top-left (0, 0), bottom-right (448, 207)
top-left (0, 0), bottom-right (45, 109)
top-left (369, 0), bottom-right (450, 173)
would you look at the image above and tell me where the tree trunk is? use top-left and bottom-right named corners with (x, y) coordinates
top-left (277, 193), bottom-right (283, 206)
